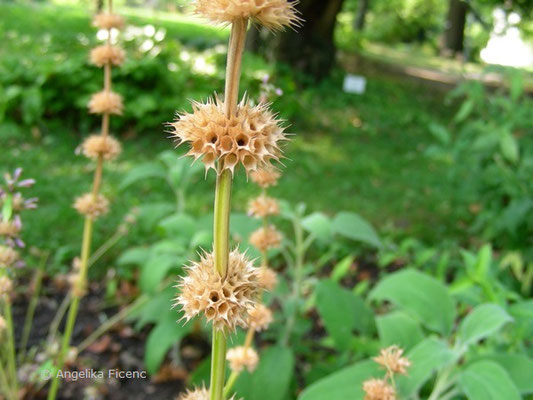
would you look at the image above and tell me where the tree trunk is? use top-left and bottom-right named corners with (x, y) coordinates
top-left (443, 0), bottom-right (468, 56)
top-left (273, 0), bottom-right (346, 82)
top-left (354, 0), bottom-right (370, 31)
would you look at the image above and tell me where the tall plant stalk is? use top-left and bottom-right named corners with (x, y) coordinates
top-left (210, 17), bottom-right (248, 400)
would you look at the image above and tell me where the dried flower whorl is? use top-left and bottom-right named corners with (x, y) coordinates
top-left (248, 195), bottom-right (279, 218)
top-left (195, 0), bottom-right (301, 31)
top-left (88, 91), bottom-right (124, 115)
top-left (250, 167), bottom-right (281, 188)
top-left (68, 272), bottom-right (87, 298)
top-left (247, 303), bottom-right (273, 331)
top-left (178, 387), bottom-right (239, 400)
top-left (81, 134), bottom-right (122, 161)
top-left (0, 246), bottom-right (18, 268)
top-left (226, 346), bottom-right (259, 373)
top-left (90, 45), bottom-right (126, 67)
top-left (362, 379), bottom-right (396, 400)
top-left (73, 193), bottom-right (110, 219)
top-left (93, 13), bottom-right (125, 30)
top-left (373, 346), bottom-right (411, 376)
top-left (175, 249), bottom-right (260, 331)
top-left (0, 220), bottom-right (21, 238)
top-left (257, 266), bottom-right (278, 290)
top-left (0, 276), bottom-right (13, 296)
top-left (170, 97), bottom-right (287, 175)
top-left (249, 225), bottom-right (282, 252)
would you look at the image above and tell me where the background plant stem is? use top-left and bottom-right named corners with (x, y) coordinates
top-left (3, 298), bottom-right (18, 396)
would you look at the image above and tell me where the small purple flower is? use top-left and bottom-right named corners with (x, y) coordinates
top-left (275, 88), bottom-right (283, 96)
top-left (262, 74), bottom-right (270, 84)
top-left (17, 179), bottom-right (36, 188)
top-left (24, 198), bottom-right (39, 209)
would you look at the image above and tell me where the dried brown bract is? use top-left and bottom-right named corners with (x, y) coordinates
top-left (362, 379), bottom-right (396, 400)
top-left (0, 246), bottom-right (18, 267)
top-left (175, 249), bottom-right (260, 331)
top-left (92, 13), bottom-right (125, 30)
top-left (0, 220), bottom-right (21, 238)
top-left (170, 96), bottom-right (287, 175)
top-left (257, 266), bottom-right (277, 290)
top-left (81, 134), bottom-right (122, 161)
top-left (90, 45), bottom-right (126, 67)
top-left (195, 0), bottom-right (301, 31)
top-left (248, 194), bottom-right (279, 218)
top-left (249, 225), bottom-right (282, 251)
top-left (88, 91), bottom-right (124, 115)
top-left (250, 167), bottom-right (280, 188)
top-left (247, 303), bottom-right (273, 331)
top-left (374, 346), bottom-right (411, 376)
top-left (73, 193), bottom-right (110, 219)
top-left (226, 346), bottom-right (259, 373)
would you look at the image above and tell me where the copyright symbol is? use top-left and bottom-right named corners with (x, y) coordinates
top-left (41, 369), bottom-right (52, 380)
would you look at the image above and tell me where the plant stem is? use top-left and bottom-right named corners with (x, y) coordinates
top-left (209, 17), bottom-right (248, 400)
top-left (47, 217), bottom-right (93, 400)
top-left (47, 294), bottom-right (71, 343)
top-left (19, 251), bottom-right (50, 362)
top-left (0, 361), bottom-right (15, 400)
top-left (427, 367), bottom-right (454, 400)
top-left (3, 298), bottom-right (18, 396)
top-left (223, 370), bottom-right (239, 399)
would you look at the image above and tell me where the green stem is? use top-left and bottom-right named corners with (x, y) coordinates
top-left (3, 298), bottom-right (18, 396)
top-left (47, 294), bottom-right (71, 343)
top-left (210, 328), bottom-right (228, 400)
top-left (0, 361), bottom-right (15, 400)
top-left (222, 370), bottom-right (239, 399)
top-left (48, 217), bottom-right (93, 400)
top-left (427, 367), bottom-right (454, 400)
top-left (213, 170), bottom-right (233, 276)
top-left (20, 251), bottom-right (49, 362)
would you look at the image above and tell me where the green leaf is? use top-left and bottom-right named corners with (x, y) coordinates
top-left (299, 360), bottom-right (381, 400)
top-left (130, 287), bottom-right (175, 329)
top-left (117, 247), bottom-right (151, 267)
top-left (370, 269), bottom-right (456, 334)
top-left (119, 162), bottom-right (167, 191)
top-left (459, 361), bottom-right (521, 400)
top-left (376, 311), bottom-right (423, 351)
top-left (331, 255), bottom-right (355, 282)
top-left (2, 194), bottom-right (12, 222)
top-left (302, 212), bottom-right (333, 241)
top-left (397, 338), bottom-right (457, 397)
top-left (332, 212), bottom-right (381, 248)
top-left (144, 313), bottom-right (190, 375)
top-left (482, 354), bottom-right (533, 394)
top-left (472, 244), bottom-right (492, 282)
top-left (428, 123), bottom-right (450, 145)
top-left (500, 131), bottom-right (519, 164)
top-left (230, 213), bottom-right (261, 242)
top-left (158, 213), bottom-right (196, 239)
top-left (457, 304), bottom-right (513, 347)
top-left (455, 98), bottom-right (474, 122)
top-left (140, 254), bottom-right (181, 293)
top-left (137, 203), bottom-right (175, 230)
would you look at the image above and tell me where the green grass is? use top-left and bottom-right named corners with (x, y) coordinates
top-left (1, 2), bottom-right (465, 271)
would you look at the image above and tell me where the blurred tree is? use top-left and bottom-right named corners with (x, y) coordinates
top-left (443, 0), bottom-right (468, 55)
top-left (354, 0), bottom-right (371, 31)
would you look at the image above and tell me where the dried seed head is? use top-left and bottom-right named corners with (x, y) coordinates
top-left (248, 195), bottom-right (279, 218)
top-left (250, 167), bottom-right (281, 188)
top-left (195, 0), bottom-right (301, 31)
top-left (0, 276), bottom-right (13, 296)
top-left (68, 272), bottom-right (87, 298)
top-left (362, 379), bottom-right (396, 400)
top-left (88, 91), bottom-right (124, 115)
top-left (81, 134), bottom-right (122, 161)
top-left (73, 193), bottom-right (110, 219)
top-left (175, 249), bottom-right (260, 332)
top-left (226, 346), bottom-right (259, 373)
top-left (0, 246), bottom-right (18, 268)
top-left (90, 45), bottom-right (126, 67)
top-left (257, 266), bottom-right (278, 290)
top-left (92, 13), bottom-right (125, 30)
top-left (373, 346), bottom-right (411, 376)
top-left (178, 388), bottom-right (209, 400)
top-left (249, 225), bottom-right (282, 252)
top-left (0, 220), bottom-right (21, 238)
top-left (247, 303), bottom-right (273, 331)
top-left (170, 96), bottom-right (287, 175)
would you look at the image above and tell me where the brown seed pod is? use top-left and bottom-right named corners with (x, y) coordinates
top-left (250, 167), bottom-right (281, 188)
top-left (247, 303), bottom-right (273, 332)
top-left (0, 246), bottom-right (18, 268)
top-left (170, 96), bottom-right (287, 175)
top-left (73, 193), bottom-right (110, 219)
top-left (373, 346), bottom-right (411, 375)
top-left (257, 266), bottom-right (278, 291)
top-left (362, 378), bottom-right (396, 400)
top-left (88, 91), bottom-right (124, 115)
top-left (92, 13), bottom-right (125, 30)
top-left (81, 134), bottom-right (122, 161)
top-left (175, 249), bottom-right (260, 332)
top-left (226, 346), bottom-right (259, 373)
top-left (90, 45), bottom-right (126, 67)
top-left (249, 225), bottom-right (282, 252)
top-left (248, 194), bottom-right (280, 218)
top-left (195, 0), bottom-right (301, 31)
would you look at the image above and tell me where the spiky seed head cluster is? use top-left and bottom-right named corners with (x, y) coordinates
top-left (195, 0), bottom-right (301, 31)
top-left (88, 91), bottom-right (124, 115)
top-left (178, 387), bottom-right (238, 400)
top-left (226, 346), bottom-right (259, 373)
top-left (248, 195), bottom-right (279, 218)
top-left (250, 167), bottom-right (281, 188)
top-left (0, 276), bottom-right (13, 296)
top-left (373, 346), bottom-right (411, 375)
top-left (175, 249), bottom-right (259, 331)
top-left (170, 97), bottom-right (287, 175)
top-left (90, 45), bottom-right (126, 67)
top-left (0, 246), bottom-right (18, 268)
top-left (81, 134), bottom-right (122, 161)
top-left (249, 225), bottom-right (282, 252)
top-left (93, 13), bottom-right (125, 30)
top-left (247, 303), bottom-right (273, 332)
top-left (73, 193), bottom-right (110, 219)
top-left (257, 266), bottom-right (277, 290)
top-left (362, 379), bottom-right (396, 400)
top-left (0, 221), bottom-right (21, 237)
